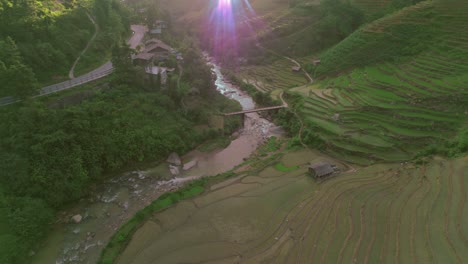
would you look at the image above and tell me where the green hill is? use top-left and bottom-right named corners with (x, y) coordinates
top-left (293, 0), bottom-right (468, 164)
top-left (351, 0), bottom-right (391, 12)
top-left (0, 0), bottom-right (128, 97)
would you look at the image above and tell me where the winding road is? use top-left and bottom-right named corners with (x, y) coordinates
top-left (0, 25), bottom-right (148, 106)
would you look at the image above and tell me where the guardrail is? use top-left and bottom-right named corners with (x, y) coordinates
top-left (0, 68), bottom-right (114, 107)
top-left (39, 68), bottom-right (114, 96)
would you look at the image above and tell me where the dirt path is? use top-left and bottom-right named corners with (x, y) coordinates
top-left (68, 12), bottom-right (98, 79)
top-left (177, 62), bottom-right (183, 89)
top-left (279, 91), bottom-right (288, 107)
top-left (285, 56), bottom-right (314, 83)
top-left (255, 43), bottom-right (313, 84)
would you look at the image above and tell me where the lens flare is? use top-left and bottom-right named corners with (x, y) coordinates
top-left (208, 0), bottom-right (259, 59)
top-left (218, 0), bottom-right (231, 8)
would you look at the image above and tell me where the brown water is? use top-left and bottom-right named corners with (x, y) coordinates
top-left (32, 57), bottom-right (283, 264)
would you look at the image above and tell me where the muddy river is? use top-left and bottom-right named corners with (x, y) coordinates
top-left (32, 57), bottom-right (283, 264)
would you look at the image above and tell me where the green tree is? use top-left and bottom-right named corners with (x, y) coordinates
top-left (5, 63), bottom-right (39, 98)
top-left (111, 42), bottom-right (136, 84)
top-left (0, 37), bottom-right (39, 98)
top-left (6, 197), bottom-right (54, 243)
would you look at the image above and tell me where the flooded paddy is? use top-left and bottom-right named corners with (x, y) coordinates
top-left (116, 152), bottom-right (467, 264)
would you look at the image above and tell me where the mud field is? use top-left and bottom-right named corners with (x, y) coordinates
top-left (117, 151), bottom-right (467, 264)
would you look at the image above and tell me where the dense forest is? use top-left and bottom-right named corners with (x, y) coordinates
top-left (0, 0), bottom-right (129, 97)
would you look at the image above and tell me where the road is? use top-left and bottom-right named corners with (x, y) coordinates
top-left (0, 25), bottom-right (148, 106)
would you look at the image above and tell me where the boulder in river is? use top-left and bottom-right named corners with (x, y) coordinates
top-left (71, 214), bottom-right (82, 224)
top-left (183, 160), bottom-right (198, 171)
top-left (169, 165), bottom-right (180, 177)
top-left (166, 152), bottom-right (182, 166)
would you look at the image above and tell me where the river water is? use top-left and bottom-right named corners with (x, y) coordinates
top-left (32, 58), bottom-right (283, 264)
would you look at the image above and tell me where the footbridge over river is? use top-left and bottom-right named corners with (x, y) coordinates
top-left (223, 91), bottom-right (288, 116)
top-left (223, 105), bottom-right (286, 116)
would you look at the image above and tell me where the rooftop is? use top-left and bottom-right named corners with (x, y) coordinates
top-left (134, 53), bottom-right (154, 61)
top-left (309, 163), bottom-right (334, 177)
top-left (144, 39), bottom-right (172, 53)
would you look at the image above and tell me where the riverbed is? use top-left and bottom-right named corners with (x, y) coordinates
top-left (32, 58), bottom-right (283, 264)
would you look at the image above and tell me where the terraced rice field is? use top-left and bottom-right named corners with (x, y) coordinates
top-left (116, 150), bottom-right (467, 264)
top-left (238, 58), bottom-right (309, 93)
top-left (295, 0), bottom-right (468, 164)
top-left (351, 0), bottom-right (391, 13)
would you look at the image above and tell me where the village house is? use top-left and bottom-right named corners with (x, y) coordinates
top-left (144, 66), bottom-right (175, 88)
top-left (308, 162), bottom-right (335, 179)
top-left (133, 52), bottom-right (154, 66)
top-left (150, 28), bottom-right (162, 35)
top-left (144, 40), bottom-right (172, 61)
top-left (133, 38), bottom-right (173, 66)
top-left (154, 20), bottom-right (168, 29)
top-left (150, 20), bottom-right (168, 35)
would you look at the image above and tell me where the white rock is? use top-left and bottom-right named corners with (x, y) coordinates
top-left (71, 214), bottom-right (82, 224)
top-left (166, 152), bottom-right (182, 166)
top-left (169, 165), bottom-right (180, 176)
top-left (183, 160), bottom-right (198, 171)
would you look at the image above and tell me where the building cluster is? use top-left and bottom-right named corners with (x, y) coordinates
top-left (134, 38), bottom-right (175, 66)
top-left (131, 20), bottom-right (184, 88)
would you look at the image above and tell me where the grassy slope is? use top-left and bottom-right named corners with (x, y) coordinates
top-left (294, 0), bottom-right (468, 164)
top-left (351, 0), bottom-right (392, 13)
top-left (234, 1), bottom-right (317, 94)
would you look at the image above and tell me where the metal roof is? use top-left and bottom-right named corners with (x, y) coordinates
top-left (134, 52), bottom-right (154, 61)
top-left (309, 163), bottom-right (334, 177)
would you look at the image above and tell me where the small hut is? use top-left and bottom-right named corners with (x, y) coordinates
top-left (292, 66), bottom-right (301, 72)
top-left (309, 163), bottom-right (334, 179)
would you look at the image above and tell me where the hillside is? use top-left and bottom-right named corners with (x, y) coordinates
top-left (0, 0), bottom-right (128, 97)
top-left (291, 0), bottom-right (468, 164)
top-left (163, 0), bottom-right (467, 164)
top-left (351, 0), bottom-right (391, 13)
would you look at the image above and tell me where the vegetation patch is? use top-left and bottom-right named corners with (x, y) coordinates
top-left (274, 162), bottom-right (300, 172)
top-left (99, 182), bottom-right (207, 264)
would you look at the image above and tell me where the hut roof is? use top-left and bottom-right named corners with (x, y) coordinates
top-left (150, 28), bottom-right (162, 34)
top-left (309, 163), bottom-right (334, 177)
top-left (134, 52), bottom-right (154, 61)
top-left (145, 40), bottom-right (172, 53)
